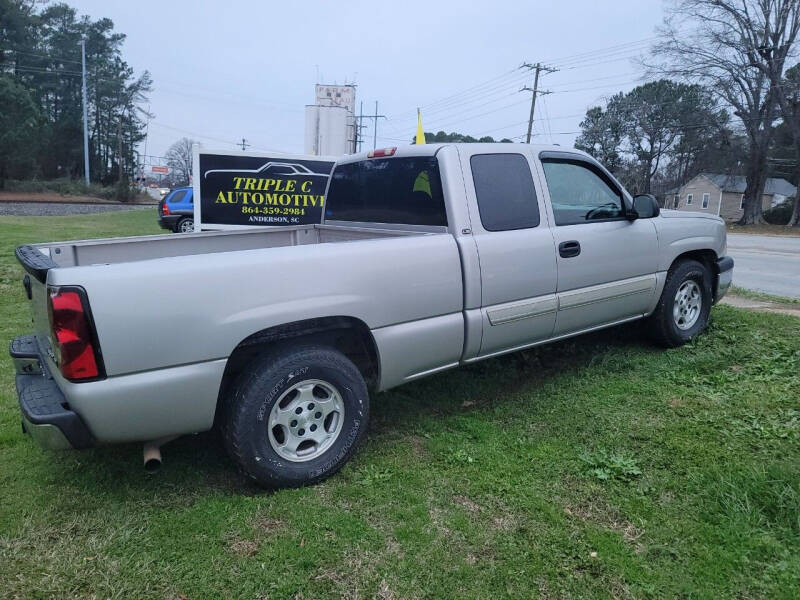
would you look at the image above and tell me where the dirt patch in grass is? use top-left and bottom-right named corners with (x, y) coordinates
top-left (564, 500), bottom-right (645, 551)
top-left (721, 294), bottom-right (800, 318)
top-left (453, 495), bottom-right (481, 513)
top-left (253, 517), bottom-right (285, 534)
top-left (226, 535), bottom-right (259, 557)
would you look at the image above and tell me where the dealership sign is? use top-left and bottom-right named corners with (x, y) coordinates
top-left (193, 148), bottom-right (335, 230)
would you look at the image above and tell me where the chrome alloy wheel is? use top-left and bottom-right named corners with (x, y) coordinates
top-left (267, 379), bottom-right (345, 462)
top-left (673, 280), bottom-right (702, 330)
top-left (179, 219), bottom-right (194, 233)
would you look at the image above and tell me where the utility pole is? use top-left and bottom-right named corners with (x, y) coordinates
top-left (80, 39), bottom-right (90, 185)
top-left (520, 62), bottom-right (557, 143)
top-left (355, 101), bottom-right (386, 152)
top-left (373, 101), bottom-right (379, 150)
top-left (239, 138), bottom-right (250, 151)
top-left (356, 101), bottom-right (367, 152)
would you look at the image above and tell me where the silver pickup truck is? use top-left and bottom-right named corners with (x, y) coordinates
top-left (11, 144), bottom-right (733, 488)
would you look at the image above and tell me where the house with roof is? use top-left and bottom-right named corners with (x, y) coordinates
top-left (668, 173), bottom-right (796, 222)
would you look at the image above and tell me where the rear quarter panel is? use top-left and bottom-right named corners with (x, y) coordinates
top-left (47, 233), bottom-right (464, 377)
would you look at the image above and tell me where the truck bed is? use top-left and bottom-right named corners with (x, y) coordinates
top-left (19, 224), bottom-right (419, 273)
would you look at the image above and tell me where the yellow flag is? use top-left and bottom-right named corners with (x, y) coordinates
top-left (416, 108), bottom-right (426, 144)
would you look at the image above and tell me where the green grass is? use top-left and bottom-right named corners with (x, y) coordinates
top-left (1, 211), bottom-right (799, 599)
top-left (730, 285), bottom-right (800, 306)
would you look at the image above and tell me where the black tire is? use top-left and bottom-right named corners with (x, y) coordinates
top-left (221, 344), bottom-right (369, 488)
top-left (647, 259), bottom-right (712, 348)
top-left (175, 217), bottom-right (193, 233)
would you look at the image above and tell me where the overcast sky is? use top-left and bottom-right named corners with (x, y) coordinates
top-left (70, 0), bottom-right (666, 160)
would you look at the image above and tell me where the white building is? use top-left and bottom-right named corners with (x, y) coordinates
top-left (304, 84), bottom-right (356, 156)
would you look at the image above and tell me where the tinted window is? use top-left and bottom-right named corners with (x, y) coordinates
top-left (541, 160), bottom-right (623, 225)
top-left (325, 157), bottom-right (447, 226)
top-left (168, 190), bottom-right (187, 204)
top-left (470, 154), bottom-right (539, 231)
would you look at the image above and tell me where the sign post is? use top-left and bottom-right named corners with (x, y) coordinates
top-left (193, 145), bottom-right (336, 231)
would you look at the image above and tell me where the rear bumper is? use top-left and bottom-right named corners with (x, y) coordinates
top-left (714, 256), bottom-right (734, 303)
top-left (158, 215), bottom-right (180, 230)
top-left (10, 335), bottom-right (94, 450)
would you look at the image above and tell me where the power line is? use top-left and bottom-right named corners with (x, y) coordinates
top-left (544, 37), bottom-right (658, 68)
top-left (10, 65), bottom-right (82, 76)
top-left (541, 95), bottom-right (555, 144)
top-left (3, 47), bottom-right (83, 65)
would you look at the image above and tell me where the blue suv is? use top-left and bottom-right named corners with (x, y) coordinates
top-left (157, 187), bottom-right (194, 233)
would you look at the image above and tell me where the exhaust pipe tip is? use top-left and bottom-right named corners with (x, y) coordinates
top-left (143, 444), bottom-right (162, 474)
top-left (144, 456), bottom-right (162, 473)
top-left (142, 435), bottom-right (178, 473)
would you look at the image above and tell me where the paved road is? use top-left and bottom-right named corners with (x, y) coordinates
top-left (726, 233), bottom-right (800, 298)
top-left (0, 202), bottom-right (154, 217)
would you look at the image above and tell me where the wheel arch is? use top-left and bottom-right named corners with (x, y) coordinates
top-left (669, 248), bottom-right (717, 276)
top-left (668, 248), bottom-right (725, 300)
top-left (216, 316), bottom-right (380, 418)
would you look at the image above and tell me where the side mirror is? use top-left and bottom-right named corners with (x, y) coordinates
top-left (633, 194), bottom-right (660, 219)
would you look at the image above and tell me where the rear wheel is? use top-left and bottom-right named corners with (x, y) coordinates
top-left (221, 344), bottom-right (369, 488)
top-left (176, 217), bottom-right (194, 233)
top-left (647, 259), bottom-right (712, 347)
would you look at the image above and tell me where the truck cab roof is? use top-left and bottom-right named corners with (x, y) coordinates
top-left (335, 143), bottom-right (587, 165)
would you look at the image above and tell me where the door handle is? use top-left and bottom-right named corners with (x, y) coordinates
top-left (558, 240), bottom-right (581, 258)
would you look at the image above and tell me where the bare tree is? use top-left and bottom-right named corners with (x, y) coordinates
top-left (779, 65), bottom-right (800, 225)
top-left (165, 137), bottom-right (195, 185)
top-left (739, 1), bottom-right (800, 226)
top-left (652, 0), bottom-right (798, 224)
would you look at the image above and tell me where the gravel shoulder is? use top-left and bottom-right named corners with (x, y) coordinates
top-left (0, 191), bottom-right (155, 204)
top-left (0, 202), bottom-right (155, 217)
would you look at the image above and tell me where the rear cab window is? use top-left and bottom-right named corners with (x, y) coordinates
top-left (325, 157), bottom-right (447, 227)
top-left (470, 153), bottom-right (539, 231)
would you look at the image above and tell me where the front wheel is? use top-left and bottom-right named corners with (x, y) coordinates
top-left (221, 345), bottom-right (369, 488)
top-left (647, 259), bottom-right (712, 347)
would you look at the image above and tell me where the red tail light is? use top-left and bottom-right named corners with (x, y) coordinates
top-left (47, 286), bottom-right (104, 381)
top-left (162, 201), bottom-right (170, 215)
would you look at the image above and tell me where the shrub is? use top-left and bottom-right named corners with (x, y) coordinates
top-left (763, 200), bottom-right (795, 225)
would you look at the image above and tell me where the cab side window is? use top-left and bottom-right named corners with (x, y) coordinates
top-left (541, 160), bottom-right (623, 226)
top-left (470, 153), bottom-right (539, 231)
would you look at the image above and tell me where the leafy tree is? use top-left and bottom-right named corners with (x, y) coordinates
top-left (575, 103), bottom-right (625, 173)
top-left (575, 80), bottom-right (731, 195)
top-left (0, 75), bottom-right (40, 185)
top-left (411, 131), bottom-right (512, 144)
top-left (621, 80), bottom-right (731, 193)
top-left (165, 137), bottom-right (195, 185)
top-left (0, 1), bottom-right (150, 192)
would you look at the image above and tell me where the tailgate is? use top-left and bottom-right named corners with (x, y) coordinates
top-left (15, 245), bottom-right (56, 357)
top-left (16, 244), bottom-right (58, 284)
